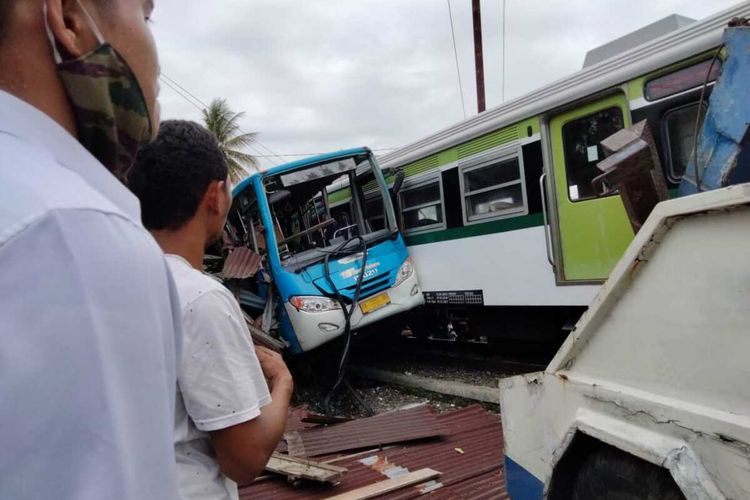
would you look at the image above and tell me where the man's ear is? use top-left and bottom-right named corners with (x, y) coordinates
top-left (45, 0), bottom-right (99, 59)
top-left (204, 181), bottom-right (223, 215)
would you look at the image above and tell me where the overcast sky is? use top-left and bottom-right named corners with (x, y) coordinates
top-left (152, 0), bottom-right (741, 169)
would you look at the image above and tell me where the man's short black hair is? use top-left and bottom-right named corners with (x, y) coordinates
top-left (129, 120), bottom-right (228, 230)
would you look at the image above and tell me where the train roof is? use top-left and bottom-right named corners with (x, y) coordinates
top-left (582, 14), bottom-right (696, 68)
top-left (379, 1), bottom-right (750, 170)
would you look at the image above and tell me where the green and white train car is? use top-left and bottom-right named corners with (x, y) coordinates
top-left (374, 3), bottom-right (750, 341)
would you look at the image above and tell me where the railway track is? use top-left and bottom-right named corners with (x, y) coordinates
top-left (347, 336), bottom-right (547, 405)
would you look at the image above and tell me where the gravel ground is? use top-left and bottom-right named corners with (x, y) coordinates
top-left (359, 359), bottom-right (507, 388)
top-left (293, 377), bottom-right (499, 419)
top-left (289, 337), bottom-right (543, 418)
top-left (350, 339), bottom-right (544, 388)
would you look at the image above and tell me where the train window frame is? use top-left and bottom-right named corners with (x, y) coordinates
top-left (458, 148), bottom-right (528, 225)
top-left (398, 175), bottom-right (446, 234)
top-left (644, 58), bottom-right (721, 102)
top-left (363, 191), bottom-right (386, 231)
top-left (661, 101), bottom-right (707, 184)
top-left (561, 106), bottom-right (625, 203)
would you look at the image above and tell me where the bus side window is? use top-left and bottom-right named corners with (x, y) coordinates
top-left (562, 107), bottom-right (624, 202)
top-left (662, 102), bottom-right (706, 182)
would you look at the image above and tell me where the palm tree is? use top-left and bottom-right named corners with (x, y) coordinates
top-left (202, 98), bottom-right (259, 184)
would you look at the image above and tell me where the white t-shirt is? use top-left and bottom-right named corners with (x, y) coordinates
top-left (0, 91), bottom-right (182, 499)
top-left (166, 254), bottom-right (271, 500)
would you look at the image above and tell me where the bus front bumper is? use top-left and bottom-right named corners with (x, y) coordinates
top-left (285, 271), bottom-right (424, 352)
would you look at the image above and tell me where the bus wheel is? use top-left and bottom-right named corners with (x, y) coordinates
top-left (570, 446), bottom-right (684, 500)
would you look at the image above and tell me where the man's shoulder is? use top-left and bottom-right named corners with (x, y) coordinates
top-left (166, 255), bottom-right (234, 310)
top-left (0, 133), bottom-right (130, 244)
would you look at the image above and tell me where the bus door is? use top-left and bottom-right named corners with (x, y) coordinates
top-left (549, 94), bottom-right (634, 282)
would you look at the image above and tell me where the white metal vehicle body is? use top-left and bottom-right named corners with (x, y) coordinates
top-left (500, 185), bottom-right (750, 499)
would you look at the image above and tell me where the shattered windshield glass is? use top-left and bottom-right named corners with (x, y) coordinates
top-left (263, 153), bottom-right (393, 271)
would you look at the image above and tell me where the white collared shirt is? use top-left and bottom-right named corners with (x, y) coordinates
top-left (0, 91), bottom-right (182, 499)
top-left (166, 254), bottom-right (270, 500)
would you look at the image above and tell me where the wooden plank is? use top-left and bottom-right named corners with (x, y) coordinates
top-left (265, 453), bottom-right (347, 484)
top-left (241, 311), bottom-right (287, 352)
top-left (324, 468), bottom-right (440, 500)
top-left (322, 446), bottom-right (396, 465)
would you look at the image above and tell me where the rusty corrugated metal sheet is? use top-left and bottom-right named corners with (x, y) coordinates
top-left (240, 404), bottom-right (506, 499)
top-left (284, 405), bottom-right (449, 458)
top-left (426, 470), bottom-right (508, 500)
top-left (222, 247), bottom-right (262, 279)
top-left (285, 406), bottom-right (320, 433)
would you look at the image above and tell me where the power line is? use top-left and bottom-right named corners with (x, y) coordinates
top-left (161, 73), bottom-right (210, 109)
top-left (161, 73), bottom-right (287, 162)
top-left (158, 74), bottom-right (399, 164)
top-left (159, 77), bottom-right (203, 111)
top-left (447, 0), bottom-right (467, 119)
top-left (158, 74), bottom-right (280, 166)
top-left (250, 140), bottom-right (289, 163)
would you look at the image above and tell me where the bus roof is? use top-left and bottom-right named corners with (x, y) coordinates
top-left (233, 146), bottom-right (371, 196)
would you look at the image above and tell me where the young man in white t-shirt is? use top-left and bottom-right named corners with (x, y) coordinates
top-left (129, 120), bottom-right (293, 500)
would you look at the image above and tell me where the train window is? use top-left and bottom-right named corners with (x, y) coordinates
top-left (662, 102), bottom-right (706, 182)
top-left (399, 178), bottom-right (445, 233)
top-left (364, 195), bottom-right (386, 231)
top-left (645, 59), bottom-right (721, 102)
top-left (562, 107), bottom-right (624, 202)
top-left (460, 155), bottom-right (526, 223)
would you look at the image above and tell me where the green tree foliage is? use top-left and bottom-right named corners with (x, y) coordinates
top-left (202, 98), bottom-right (258, 184)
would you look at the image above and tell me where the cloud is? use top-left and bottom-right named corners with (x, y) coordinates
top-left (152, 0), bottom-right (739, 169)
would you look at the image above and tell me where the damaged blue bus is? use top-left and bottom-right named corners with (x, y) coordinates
top-left (224, 147), bottom-right (424, 354)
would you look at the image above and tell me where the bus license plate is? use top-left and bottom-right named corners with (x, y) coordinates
top-left (360, 293), bottom-right (390, 314)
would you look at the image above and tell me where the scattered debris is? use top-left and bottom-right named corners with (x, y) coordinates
top-left (265, 453), bottom-right (347, 485)
top-left (283, 405), bottom-right (449, 458)
top-left (240, 404), bottom-right (506, 499)
top-left (324, 468), bottom-right (440, 500)
top-left (222, 246), bottom-right (262, 279)
top-left (241, 311), bottom-right (287, 352)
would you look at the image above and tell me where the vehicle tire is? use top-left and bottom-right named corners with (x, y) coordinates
top-left (570, 446), bottom-right (685, 500)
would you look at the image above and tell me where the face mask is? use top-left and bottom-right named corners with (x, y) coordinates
top-left (44, 1), bottom-right (153, 183)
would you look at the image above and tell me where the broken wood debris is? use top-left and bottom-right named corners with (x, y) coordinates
top-left (265, 453), bottom-right (347, 485)
top-left (323, 468), bottom-right (440, 500)
top-left (240, 404), bottom-right (506, 499)
top-left (241, 310), bottom-right (287, 352)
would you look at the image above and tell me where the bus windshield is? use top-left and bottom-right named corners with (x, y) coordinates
top-left (263, 152), bottom-right (394, 272)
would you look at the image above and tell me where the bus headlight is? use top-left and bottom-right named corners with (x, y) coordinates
top-left (289, 296), bottom-right (342, 313)
top-left (394, 258), bottom-right (414, 287)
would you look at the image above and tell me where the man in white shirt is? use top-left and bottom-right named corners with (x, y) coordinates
top-left (0, 1), bottom-right (181, 499)
top-left (129, 120), bottom-right (294, 500)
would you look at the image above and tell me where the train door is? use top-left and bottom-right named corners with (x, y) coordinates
top-left (549, 94), bottom-right (634, 282)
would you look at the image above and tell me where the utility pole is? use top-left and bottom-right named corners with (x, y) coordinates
top-left (472, 0), bottom-right (486, 113)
